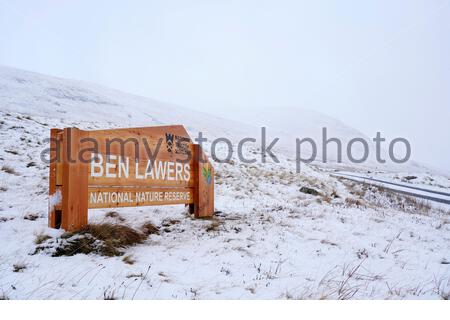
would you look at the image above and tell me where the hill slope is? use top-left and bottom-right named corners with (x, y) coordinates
top-left (0, 65), bottom-right (417, 170)
top-left (0, 66), bottom-right (448, 299)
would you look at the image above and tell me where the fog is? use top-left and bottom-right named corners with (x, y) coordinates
top-left (1, 0), bottom-right (449, 173)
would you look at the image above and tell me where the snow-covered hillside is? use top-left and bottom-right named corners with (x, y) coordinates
top-left (0, 66), bottom-right (449, 299)
top-left (0, 65), bottom-right (259, 140)
top-left (0, 65), bottom-right (429, 172)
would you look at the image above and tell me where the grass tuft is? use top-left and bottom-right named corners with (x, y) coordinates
top-left (35, 233), bottom-right (51, 245)
top-left (105, 211), bottom-right (125, 222)
top-left (103, 289), bottom-right (116, 300)
top-left (141, 221), bottom-right (160, 236)
top-left (52, 223), bottom-right (147, 257)
top-left (205, 220), bottom-right (221, 232)
top-left (12, 263), bottom-right (27, 273)
top-left (26, 161), bottom-right (37, 168)
top-left (122, 255), bottom-right (136, 265)
top-left (1, 165), bottom-right (17, 175)
top-left (24, 213), bottom-right (40, 221)
top-left (23, 213), bottom-right (39, 221)
top-left (345, 198), bottom-right (363, 207)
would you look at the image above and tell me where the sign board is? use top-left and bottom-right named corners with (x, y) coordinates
top-left (48, 125), bottom-right (214, 231)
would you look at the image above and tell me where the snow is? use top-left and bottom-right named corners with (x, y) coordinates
top-left (334, 172), bottom-right (450, 205)
top-left (0, 66), bottom-right (449, 299)
top-left (48, 189), bottom-right (62, 213)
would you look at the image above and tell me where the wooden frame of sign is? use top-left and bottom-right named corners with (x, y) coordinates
top-left (48, 125), bottom-right (214, 232)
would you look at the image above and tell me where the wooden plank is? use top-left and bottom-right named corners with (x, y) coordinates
top-left (56, 163), bottom-right (63, 186)
top-left (198, 160), bottom-right (214, 217)
top-left (87, 152), bottom-right (196, 187)
top-left (88, 187), bottom-right (194, 208)
top-left (84, 125), bottom-right (192, 163)
top-left (79, 125), bottom-right (195, 188)
top-left (61, 128), bottom-right (89, 231)
top-left (56, 131), bottom-right (64, 186)
top-left (192, 144), bottom-right (215, 218)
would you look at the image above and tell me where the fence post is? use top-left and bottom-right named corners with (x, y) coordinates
top-left (192, 144), bottom-right (214, 218)
top-left (61, 128), bottom-right (89, 231)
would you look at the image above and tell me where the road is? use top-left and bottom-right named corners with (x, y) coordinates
top-left (333, 172), bottom-right (450, 205)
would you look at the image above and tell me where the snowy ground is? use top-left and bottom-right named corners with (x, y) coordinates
top-left (1, 110), bottom-right (449, 299)
top-left (0, 66), bottom-right (449, 299)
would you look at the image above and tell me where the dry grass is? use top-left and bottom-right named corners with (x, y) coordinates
top-left (161, 218), bottom-right (181, 233)
top-left (356, 248), bottom-right (369, 259)
top-left (24, 213), bottom-right (40, 221)
top-left (81, 223), bottom-right (146, 246)
top-left (400, 196), bottom-right (432, 214)
top-left (12, 263), bottom-right (27, 273)
top-left (296, 260), bottom-right (378, 300)
top-left (352, 184), bottom-right (433, 215)
top-left (52, 223), bottom-right (147, 257)
top-left (161, 219), bottom-right (180, 227)
top-left (1, 165), bottom-right (17, 175)
top-left (122, 255), bottom-right (136, 265)
top-left (103, 288), bottom-right (116, 300)
top-left (318, 260), bottom-right (374, 300)
top-left (320, 239), bottom-right (338, 247)
top-left (105, 211), bottom-right (125, 222)
top-left (345, 197), bottom-right (364, 207)
top-left (35, 233), bottom-right (51, 245)
top-left (141, 221), bottom-right (160, 236)
top-left (330, 190), bottom-right (340, 199)
top-left (430, 277), bottom-right (450, 300)
top-left (384, 231), bottom-right (402, 254)
top-left (26, 161), bottom-right (37, 168)
top-left (436, 218), bottom-right (450, 230)
top-left (439, 290), bottom-right (449, 300)
top-left (205, 219), bottom-right (222, 232)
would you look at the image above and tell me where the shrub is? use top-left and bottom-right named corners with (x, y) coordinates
top-left (52, 223), bottom-right (147, 257)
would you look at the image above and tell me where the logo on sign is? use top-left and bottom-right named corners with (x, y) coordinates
top-left (202, 164), bottom-right (212, 185)
top-left (165, 133), bottom-right (190, 155)
top-left (165, 133), bottom-right (174, 152)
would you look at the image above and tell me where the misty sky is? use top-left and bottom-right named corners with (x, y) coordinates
top-left (0, 0), bottom-right (449, 172)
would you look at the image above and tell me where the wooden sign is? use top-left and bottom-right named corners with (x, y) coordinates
top-left (48, 125), bottom-right (214, 231)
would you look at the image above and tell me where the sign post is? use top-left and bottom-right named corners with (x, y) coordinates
top-left (48, 125), bottom-right (214, 231)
